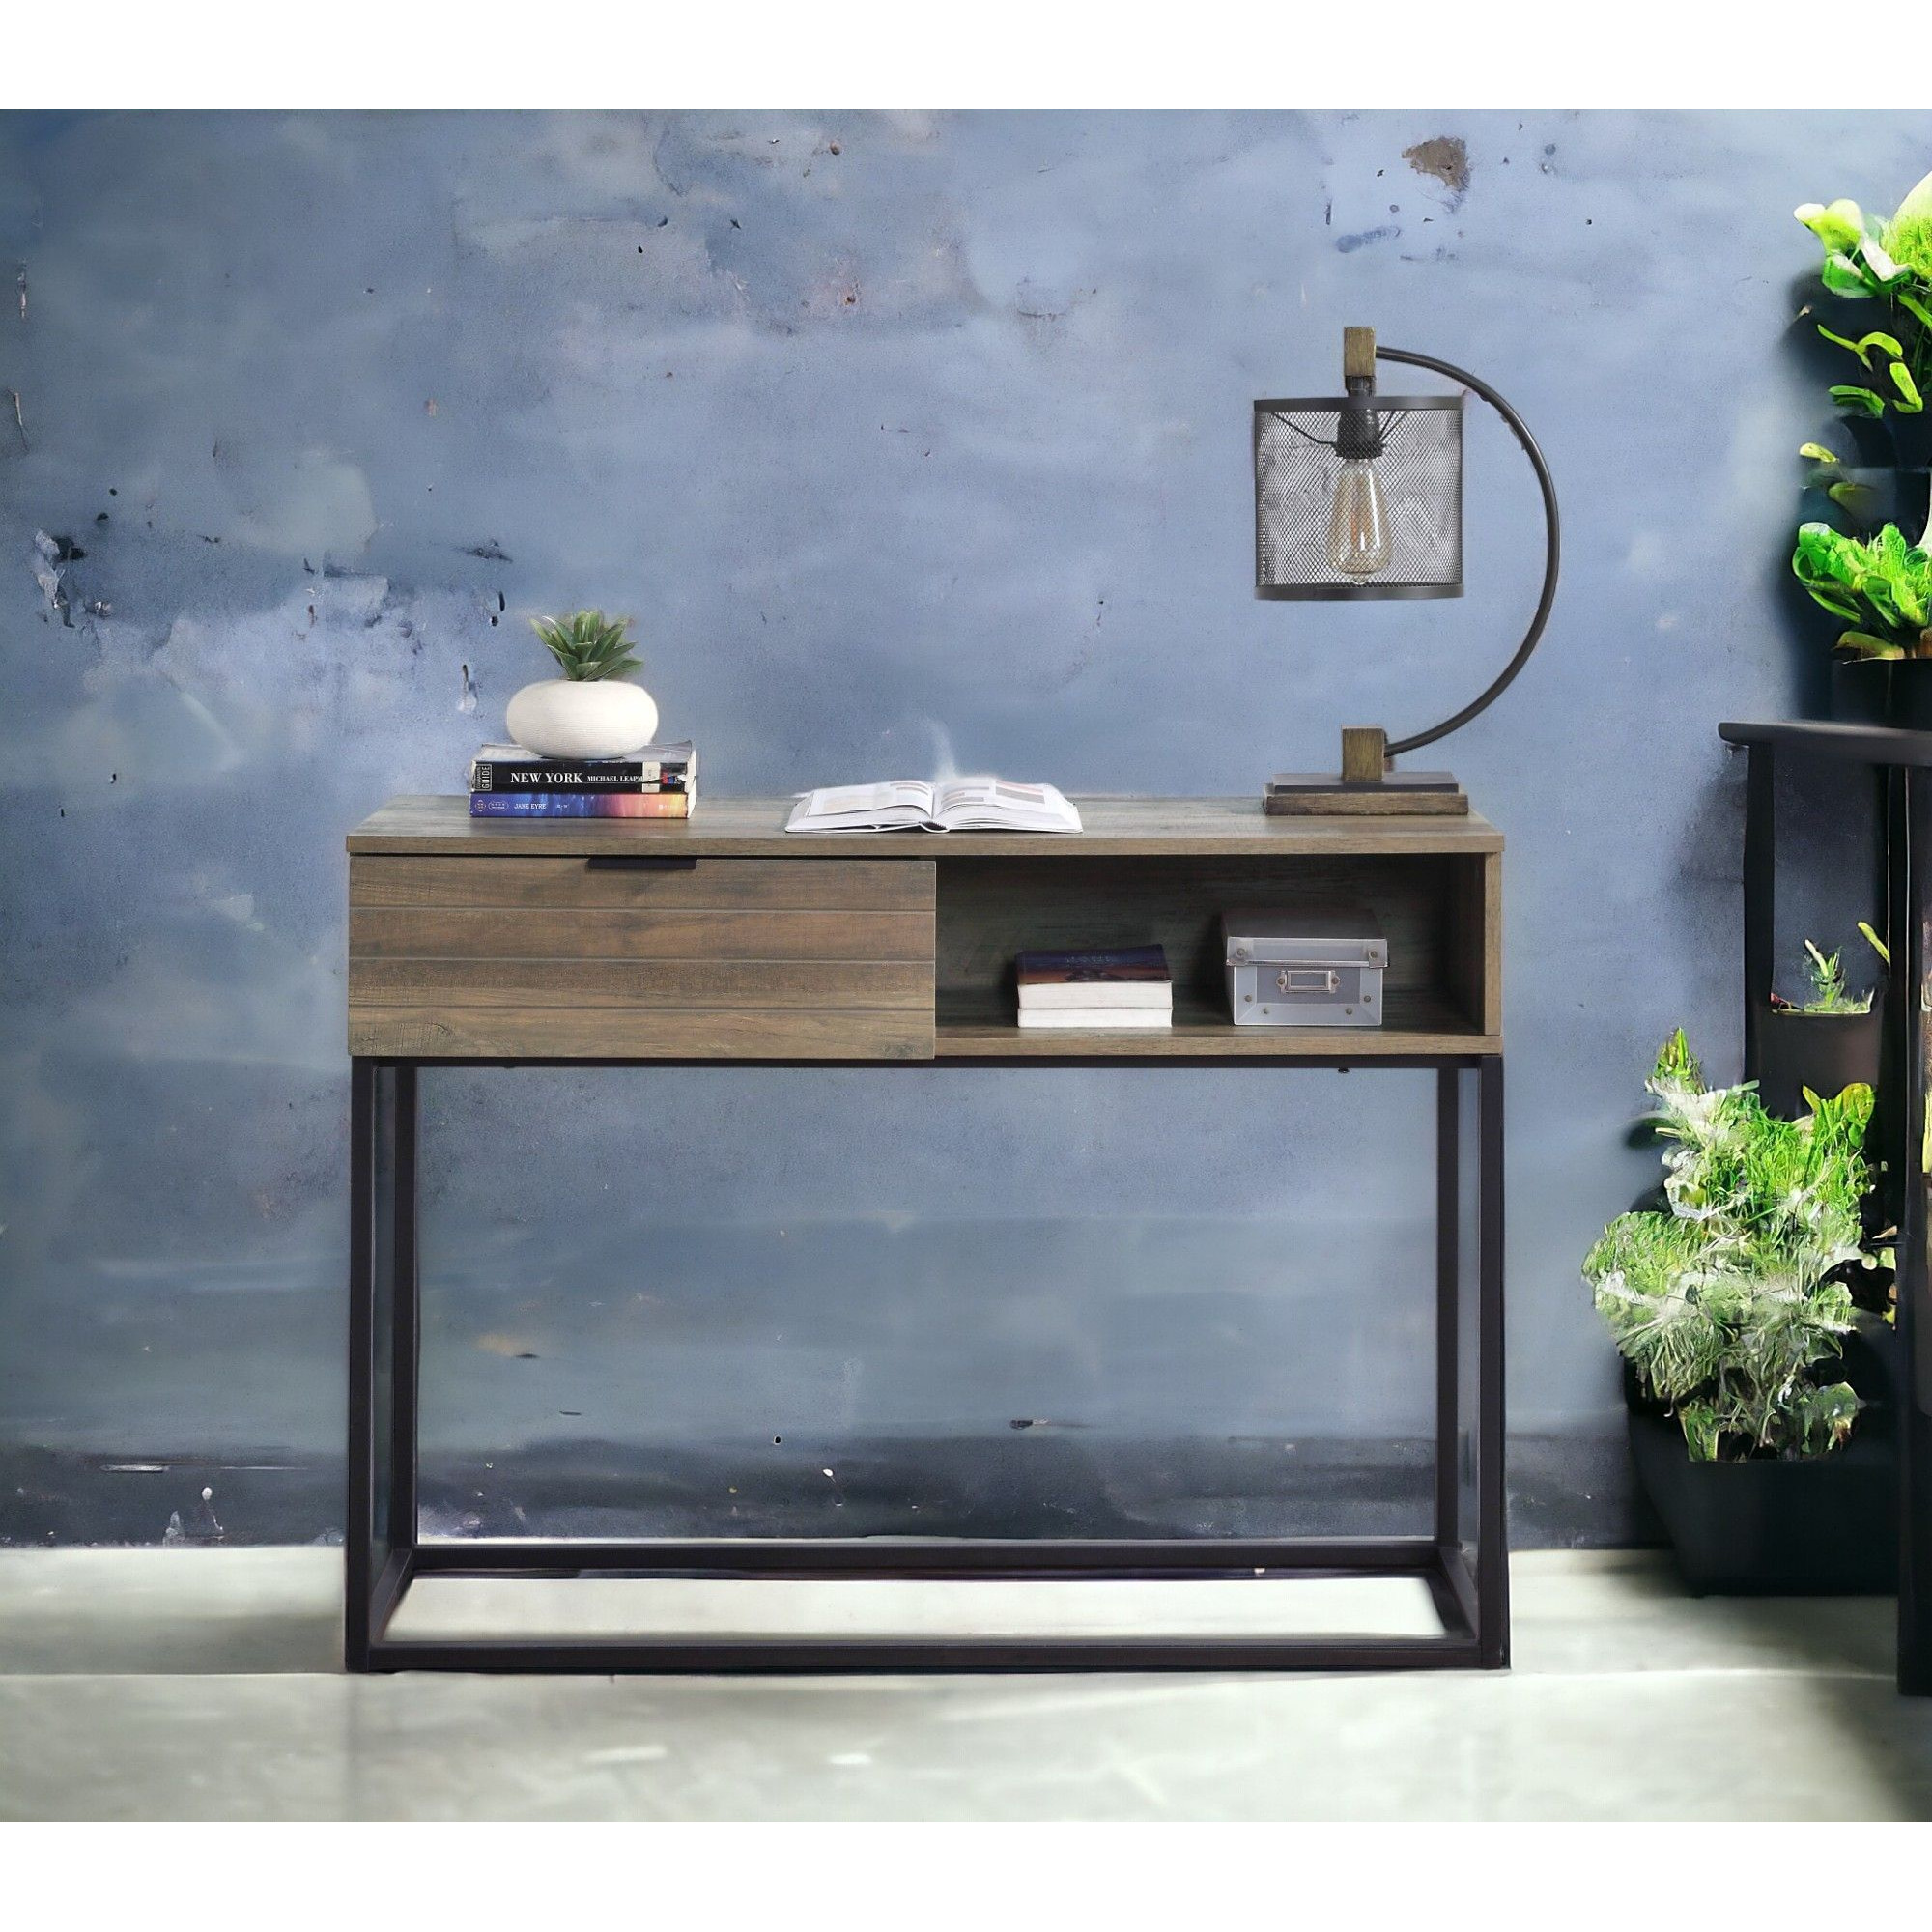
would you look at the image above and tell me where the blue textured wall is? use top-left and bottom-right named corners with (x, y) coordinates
top-left (0, 110), bottom-right (1911, 1545)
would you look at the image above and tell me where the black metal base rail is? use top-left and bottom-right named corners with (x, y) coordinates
top-left (357, 1540), bottom-right (1488, 1674)
top-left (348, 1056), bottom-right (1507, 1675)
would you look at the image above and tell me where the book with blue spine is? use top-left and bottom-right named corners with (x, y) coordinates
top-left (1016, 945), bottom-right (1172, 1019)
top-left (469, 790), bottom-right (692, 818)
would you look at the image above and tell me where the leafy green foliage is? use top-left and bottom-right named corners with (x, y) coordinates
top-left (1788, 917), bottom-right (1891, 1009)
top-left (1581, 1032), bottom-right (1877, 1461)
top-left (528, 610), bottom-right (642, 683)
top-left (1796, 174), bottom-right (1932, 421)
top-left (1800, 442), bottom-right (1880, 516)
top-left (1790, 939), bottom-right (1873, 1014)
top-left (1792, 520), bottom-right (1932, 657)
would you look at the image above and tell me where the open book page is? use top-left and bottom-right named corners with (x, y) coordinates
top-left (931, 779), bottom-right (1082, 833)
top-left (784, 781), bottom-right (935, 832)
top-left (785, 778), bottom-right (1081, 834)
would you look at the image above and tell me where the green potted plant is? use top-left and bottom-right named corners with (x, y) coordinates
top-left (1756, 925), bottom-right (1888, 1117)
top-left (1791, 518), bottom-right (1932, 724)
top-left (1795, 173), bottom-right (1932, 448)
top-left (1793, 169), bottom-right (1932, 722)
top-left (505, 610), bottom-right (660, 760)
top-left (1583, 1031), bottom-right (1894, 1593)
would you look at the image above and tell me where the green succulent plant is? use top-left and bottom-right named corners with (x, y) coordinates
top-left (529, 610), bottom-right (642, 682)
top-left (1582, 1030), bottom-right (1879, 1462)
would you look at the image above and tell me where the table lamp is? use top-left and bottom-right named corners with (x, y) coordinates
top-left (1254, 326), bottom-right (1560, 815)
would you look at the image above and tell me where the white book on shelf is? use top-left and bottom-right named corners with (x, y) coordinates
top-left (1015, 1008), bottom-right (1174, 1031)
top-left (1018, 985), bottom-right (1174, 1010)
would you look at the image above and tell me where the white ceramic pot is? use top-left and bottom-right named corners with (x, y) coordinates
top-left (505, 679), bottom-right (660, 760)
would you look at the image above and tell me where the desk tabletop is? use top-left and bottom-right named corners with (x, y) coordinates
top-left (349, 794), bottom-right (1503, 858)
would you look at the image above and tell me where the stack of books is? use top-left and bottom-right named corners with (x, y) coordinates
top-left (468, 741), bottom-right (698, 818)
top-left (1015, 945), bottom-right (1173, 1030)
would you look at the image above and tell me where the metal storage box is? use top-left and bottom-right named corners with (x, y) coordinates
top-left (1223, 904), bottom-right (1386, 1027)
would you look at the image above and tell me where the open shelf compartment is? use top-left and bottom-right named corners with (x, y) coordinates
top-left (933, 849), bottom-right (1499, 1056)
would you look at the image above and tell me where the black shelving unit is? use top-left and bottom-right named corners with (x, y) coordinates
top-left (1721, 720), bottom-right (1932, 1694)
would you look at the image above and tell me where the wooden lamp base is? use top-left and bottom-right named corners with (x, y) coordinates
top-left (1264, 726), bottom-right (1469, 816)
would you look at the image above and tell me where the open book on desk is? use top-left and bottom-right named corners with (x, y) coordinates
top-left (785, 778), bottom-right (1082, 834)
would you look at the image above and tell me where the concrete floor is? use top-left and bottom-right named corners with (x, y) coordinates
top-left (3, 1547), bottom-right (1931, 1820)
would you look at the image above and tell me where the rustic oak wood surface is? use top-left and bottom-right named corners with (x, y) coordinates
top-left (351, 906), bottom-right (933, 962)
top-left (351, 854), bottom-right (930, 911)
top-left (1459, 851), bottom-right (1503, 1038)
top-left (935, 989), bottom-right (1492, 1059)
top-left (348, 847), bottom-right (937, 1060)
top-left (346, 798), bottom-right (1501, 1061)
top-left (351, 1007), bottom-right (937, 1060)
top-left (351, 958), bottom-right (933, 1009)
top-left (1264, 785), bottom-right (1469, 817)
top-left (349, 795), bottom-right (1503, 858)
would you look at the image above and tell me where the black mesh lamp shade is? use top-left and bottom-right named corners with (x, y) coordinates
top-left (1254, 326), bottom-right (1560, 815)
top-left (1255, 393), bottom-right (1463, 601)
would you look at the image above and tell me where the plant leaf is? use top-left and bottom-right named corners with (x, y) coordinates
top-left (1830, 383), bottom-right (1889, 417)
top-left (1678, 1402), bottom-right (1722, 1463)
top-left (1798, 199), bottom-right (1868, 254)
top-left (1822, 251), bottom-right (1878, 297)
top-left (1896, 171), bottom-right (1932, 226)
top-left (1899, 288), bottom-right (1932, 331)
top-left (1816, 324), bottom-right (1905, 366)
top-left (1863, 234), bottom-right (1909, 284)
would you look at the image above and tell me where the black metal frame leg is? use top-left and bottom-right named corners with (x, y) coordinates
top-left (347, 1055), bottom-right (1508, 1674)
top-left (1895, 772), bottom-right (1932, 1693)
top-left (1474, 1057), bottom-right (1510, 1666)
top-left (1742, 744), bottom-right (1776, 1084)
top-left (1432, 1061), bottom-right (1509, 1667)
top-left (346, 1059), bottom-right (416, 1669)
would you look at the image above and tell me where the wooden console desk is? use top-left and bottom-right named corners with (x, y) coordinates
top-left (345, 795), bottom-right (1506, 1672)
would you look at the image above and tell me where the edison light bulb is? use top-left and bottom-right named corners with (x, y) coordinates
top-left (1327, 457), bottom-right (1391, 577)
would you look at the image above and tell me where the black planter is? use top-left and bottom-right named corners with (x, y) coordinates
top-left (1887, 416), bottom-right (1932, 477)
top-left (1620, 1357), bottom-right (1670, 1420)
top-left (1831, 657), bottom-right (1932, 730)
top-left (1753, 1005), bottom-right (1884, 1118)
top-left (1841, 1317), bottom-right (1904, 1409)
top-left (1839, 406), bottom-right (1932, 475)
top-left (1626, 1324), bottom-right (1899, 1595)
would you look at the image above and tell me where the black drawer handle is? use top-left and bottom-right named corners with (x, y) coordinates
top-left (584, 856), bottom-right (699, 872)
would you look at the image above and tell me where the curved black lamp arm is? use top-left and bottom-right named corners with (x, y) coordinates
top-left (1377, 346), bottom-right (1561, 759)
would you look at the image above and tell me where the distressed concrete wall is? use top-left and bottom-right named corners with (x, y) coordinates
top-left (0, 110), bottom-right (1904, 1546)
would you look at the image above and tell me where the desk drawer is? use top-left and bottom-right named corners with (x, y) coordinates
top-left (348, 855), bottom-right (935, 1059)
